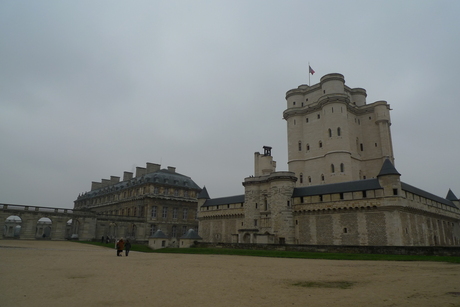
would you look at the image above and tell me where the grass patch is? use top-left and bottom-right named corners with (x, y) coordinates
top-left (292, 281), bottom-right (355, 289)
top-left (71, 242), bottom-right (460, 263)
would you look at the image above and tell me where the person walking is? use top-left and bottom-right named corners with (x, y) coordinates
top-left (125, 240), bottom-right (131, 257)
top-left (116, 238), bottom-right (124, 256)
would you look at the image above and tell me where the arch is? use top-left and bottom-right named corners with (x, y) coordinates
top-left (36, 217), bottom-right (52, 239)
top-left (4, 215), bottom-right (22, 238)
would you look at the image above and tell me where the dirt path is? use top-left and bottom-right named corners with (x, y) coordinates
top-left (1, 240), bottom-right (459, 307)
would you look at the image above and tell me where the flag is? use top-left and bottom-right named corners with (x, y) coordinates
top-left (309, 65), bottom-right (315, 75)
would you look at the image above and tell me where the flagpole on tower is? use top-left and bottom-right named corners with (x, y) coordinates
top-left (309, 63), bottom-right (315, 86)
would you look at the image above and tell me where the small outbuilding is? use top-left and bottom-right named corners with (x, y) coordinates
top-left (148, 229), bottom-right (169, 250)
top-left (179, 228), bottom-right (202, 248)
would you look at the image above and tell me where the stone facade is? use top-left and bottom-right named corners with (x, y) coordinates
top-left (74, 163), bottom-right (201, 243)
top-left (197, 74), bottom-right (460, 246)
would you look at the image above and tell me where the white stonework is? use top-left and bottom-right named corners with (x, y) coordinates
top-left (198, 74), bottom-right (460, 247)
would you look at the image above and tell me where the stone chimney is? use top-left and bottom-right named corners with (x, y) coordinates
top-left (110, 176), bottom-right (120, 184)
top-left (136, 167), bottom-right (146, 177)
top-left (167, 166), bottom-right (176, 173)
top-left (123, 171), bottom-right (133, 181)
top-left (146, 163), bottom-right (161, 173)
top-left (101, 179), bottom-right (111, 187)
top-left (91, 181), bottom-right (102, 191)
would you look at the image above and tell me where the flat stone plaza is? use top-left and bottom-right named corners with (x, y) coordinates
top-left (1, 240), bottom-right (459, 307)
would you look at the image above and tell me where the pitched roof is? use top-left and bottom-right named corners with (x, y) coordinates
top-left (79, 168), bottom-right (201, 199)
top-left (198, 186), bottom-right (210, 199)
top-left (377, 159), bottom-right (401, 177)
top-left (201, 194), bottom-right (245, 207)
top-left (292, 179), bottom-right (382, 197)
top-left (401, 182), bottom-right (458, 208)
top-left (446, 189), bottom-right (459, 201)
top-left (180, 229), bottom-right (202, 240)
top-left (150, 229), bottom-right (167, 238)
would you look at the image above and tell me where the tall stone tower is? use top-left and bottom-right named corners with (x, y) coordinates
top-left (283, 73), bottom-right (394, 186)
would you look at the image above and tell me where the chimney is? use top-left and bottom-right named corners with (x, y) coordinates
top-left (146, 163), bottom-right (161, 173)
top-left (167, 166), bottom-right (176, 173)
top-left (101, 179), bottom-right (111, 187)
top-left (136, 167), bottom-right (146, 177)
top-left (110, 176), bottom-right (120, 184)
top-left (91, 181), bottom-right (102, 191)
top-left (123, 171), bottom-right (133, 181)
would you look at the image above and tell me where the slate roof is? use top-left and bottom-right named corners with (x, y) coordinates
top-left (78, 169), bottom-right (201, 199)
top-left (201, 194), bottom-right (245, 207)
top-left (150, 229), bottom-right (167, 238)
top-left (401, 182), bottom-right (458, 209)
top-left (180, 229), bottom-right (202, 240)
top-left (377, 159), bottom-right (401, 177)
top-left (292, 178), bottom-right (382, 197)
top-left (446, 189), bottom-right (459, 202)
top-left (198, 186), bottom-right (210, 199)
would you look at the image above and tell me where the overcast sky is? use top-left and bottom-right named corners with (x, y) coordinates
top-left (1, 1), bottom-right (459, 209)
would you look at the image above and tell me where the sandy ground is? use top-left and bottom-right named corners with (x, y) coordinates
top-left (0, 241), bottom-right (459, 307)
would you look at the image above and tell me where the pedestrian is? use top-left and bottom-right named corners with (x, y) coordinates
top-left (125, 240), bottom-right (131, 257)
top-left (116, 238), bottom-right (124, 257)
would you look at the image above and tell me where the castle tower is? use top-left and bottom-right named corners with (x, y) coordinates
top-left (283, 73), bottom-right (394, 186)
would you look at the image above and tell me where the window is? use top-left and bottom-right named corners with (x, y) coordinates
top-left (183, 208), bottom-right (188, 219)
top-left (393, 189), bottom-right (398, 196)
top-left (298, 141), bottom-right (302, 151)
top-left (317, 114), bottom-right (321, 119)
top-left (328, 128), bottom-right (332, 137)
top-left (319, 141), bottom-right (322, 148)
top-left (287, 201), bottom-right (290, 207)
top-left (343, 227), bottom-right (348, 233)
top-left (321, 174), bottom-right (325, 181)
top-left (254, 219), bottom-right (258, 226)
top-left (340, 193), bottom-right (344, 200)
top-left (331, 164), bottom-right (335, 173)
top-left (306, 118), bottom-right (309, 123)
top-left (360, 143), bottom-right (364, 151)
top-left (331, 107), bottom-right (334, 113)
top-left (308, 176), bottom-right (312, 183)
top-left (174, 189), bottom-right (179, 196)
top-left (154, 187), bottom-right (159, 194)
top-left (172, 225), bottom-right (177, 237)
top-left (293, 101), bottom-right (296, 106)
top-left (300, 173), bottom-right (303, 183)
top-left (337, 127), bottom-right (341, 136)
top-left (362, 190), bottom-right (367, 198)
top-left (340, 163), bottom-right (344, 173)
top-left (306, 143), bottom-right (310, 151)
top-left (162, 207), bottom-right (168, 218)
top-left (133, 207), bottom-right (137, 216)
top-left (151, 206), bottom-right (157, 218)
top-left (182, 226), bottom-right (187, 235)
top-left (300, 197), bottom-right (304, 203)
top-left (150, 224), bottom-right (157, 235)
top-left (319, 195), bottom-right (323, 201)
top-left (173, 208), bottom-right (178, 219)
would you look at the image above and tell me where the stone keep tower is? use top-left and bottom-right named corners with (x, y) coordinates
top-left (283, 73), bottom-right (394, 186)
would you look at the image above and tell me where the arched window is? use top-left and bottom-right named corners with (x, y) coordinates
top-left (306, 143), bottom-right (310, 151)
top-left (331, 164), bottom-right (335, 173)
top-left (299, 173), bottom-right (303, 183)
top-left (298, 141), bottom-right (302, 151)
top-left (328, 128), bottom-right (332, 137)
top-left (340, 163), bottom-right (344, 172)
top-left (337, 127), bottom-right (341, 136)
